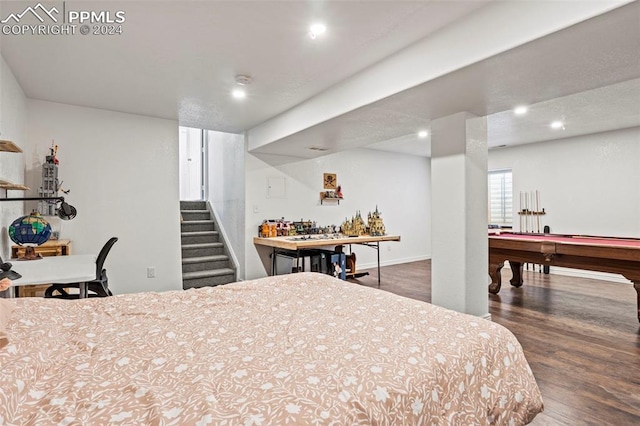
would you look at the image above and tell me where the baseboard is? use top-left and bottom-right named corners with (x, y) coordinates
top-left (481, 313), bottom-right (492, 321)
top-left (357, 254), bottom-right (431, 271)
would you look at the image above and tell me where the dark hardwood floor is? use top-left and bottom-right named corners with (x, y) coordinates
top-left (349, 260), bottom-right (640, 425)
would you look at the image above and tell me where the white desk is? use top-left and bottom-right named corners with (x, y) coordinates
top-left (9, 254), bottom-right (96, 299)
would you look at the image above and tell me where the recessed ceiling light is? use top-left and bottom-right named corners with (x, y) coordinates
top-left (235, 75), bottom-right (252, 86)
top-left (232, 89), bottom-right (246, 99)
top-left (418, 130), bottom-right (428, 138)
top-left (550, 120), bottom-right (564, 129)
top-left (514, 106), bottom-right (528, 115)
top-left (309, 23), bottom-right (326, 39)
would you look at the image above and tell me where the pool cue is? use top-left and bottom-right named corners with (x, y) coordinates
top-left (525, 191), bottom-right (528, 233)
top-left (536, 190), bottom-right (541, 233)
top-left (533, 191), bottom-right (536, 230)
top-left (525, 191), bottom-right (530, 270)
top-left (529, 191), bottom-right (533, 233)
top-left (523, 191), bottom-right (527, 233)
top-left (519, 192), bottom-right (523, 232)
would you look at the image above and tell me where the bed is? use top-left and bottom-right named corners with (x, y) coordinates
top-left (1, 272), bottom-right (543, 425)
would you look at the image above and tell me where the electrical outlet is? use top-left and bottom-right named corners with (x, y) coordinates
top-left (147, 267), bottom-right (156, 278)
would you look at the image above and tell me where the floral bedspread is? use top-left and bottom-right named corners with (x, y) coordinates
top-left (1, 272), bottom-right (542, 425)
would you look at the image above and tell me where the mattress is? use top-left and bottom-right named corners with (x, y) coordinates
top-left (0, 272), bottom-right (543, 425)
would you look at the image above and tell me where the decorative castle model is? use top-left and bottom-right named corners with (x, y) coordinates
top-left (341, 207), bottom-right (386, 237)
top-left (367, 206), bottom-right (386, 236)
top-left (341, 210), bottom-right (367, 237)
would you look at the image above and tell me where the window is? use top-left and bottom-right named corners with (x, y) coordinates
top-left (488, 169), bottom-right (512, 226)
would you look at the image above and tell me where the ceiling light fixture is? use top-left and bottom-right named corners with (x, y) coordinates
top-left (514, 106), bottom-right (528, 115)
top-left (309, 23), bottom-right (326, 39)
top-left (550, 120), bottom-right (564, 130)
top-left (235, 75), bottom-right (252, 86)
top-left (232, 74), bottom-right (251, 100)
top-left (418, 130), bottom-right (428, 138)
top-left (232, 88), bottom-right (246, 99)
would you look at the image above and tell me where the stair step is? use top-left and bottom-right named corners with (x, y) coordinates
top-left (182, 242), bottom-right (224, 249)
top-left (181, 231), bottom-right (218, 236)
top-left (183, 268), bottom-right (235, 279)
top-left (181, 231), bottom-right (219, 244)
top-left (182, 242), bottom-right (225, 257)
top-left (181, 210), bottom-right (211, 221)
top-left (181, 220), bottom-right (215, 232)
top-left (182, 255), bottom-right (228, 264)
top-left (182, 255), bottom-right (229, 273)
top-left (183, 268), bottom-right (236, 289)
top-left (180, 201), bottom-right (207, 210)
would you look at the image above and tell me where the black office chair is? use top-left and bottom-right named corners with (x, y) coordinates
top-left (45, 237), bottom-right (118, 299)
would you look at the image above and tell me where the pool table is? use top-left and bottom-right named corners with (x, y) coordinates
top-left (488, 232), bottom-right (640, 322)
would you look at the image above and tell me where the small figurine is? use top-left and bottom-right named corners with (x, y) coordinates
top-left (333, 261), bottom-right (343, 278)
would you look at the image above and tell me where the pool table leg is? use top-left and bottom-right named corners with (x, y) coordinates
top-left (508, 261), bottom-right (524, 288)
top-left (488, 261), bottom-right (504, 294)
top-left (634, 281), bottom-right (640, 323)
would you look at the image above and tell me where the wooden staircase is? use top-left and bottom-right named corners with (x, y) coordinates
top-left (180, 201), bottom-right (236, 289)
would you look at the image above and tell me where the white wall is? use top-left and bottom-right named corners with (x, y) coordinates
top-left (489, 127), bottom-right (640, 282)
top-left (245, 148), bottom-right (431, 280)
top-left (0, 55), bottom-right (27, 261)
top-left (206, 130), bottom-right (245, 278)
top-left (489, 127), bottom-right (640, 237)
top-left (25, 100), bottom-right (183, 294)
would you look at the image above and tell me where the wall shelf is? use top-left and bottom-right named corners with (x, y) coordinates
top-left (0, 180), bottom-right (30, 191)
top-left (320, 192), bottom-right (342, 205)
top-left (1, 140), bottom-right (28, 195)
top-left (0, 140), bottom-right (22, 153)
top-left (517, 210), bottom-right (546, 216)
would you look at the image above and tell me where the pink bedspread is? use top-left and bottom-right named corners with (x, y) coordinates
top-left (1, 273), bottom-right (542, 425)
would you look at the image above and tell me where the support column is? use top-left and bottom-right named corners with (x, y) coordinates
top-left (430, 112), bottom-right (488, 318)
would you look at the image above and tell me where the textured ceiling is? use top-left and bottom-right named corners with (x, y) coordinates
top-left (249, 1), bottom-right (640, 158)
top-left (0, 0), bottom-right (489, 133)
top-left (1, 1), bottom-right (637, 157)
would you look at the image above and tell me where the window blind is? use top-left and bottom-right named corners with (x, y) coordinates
top-left (488, 170), bottom-right (513, 225)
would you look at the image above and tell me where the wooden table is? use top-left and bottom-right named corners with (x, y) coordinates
top-left (11, 239), bottom-right (73, 297)
top-left (254, 234), bottom-right (401, 286)
top-left (488, 232), bottom-right (640, 322)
